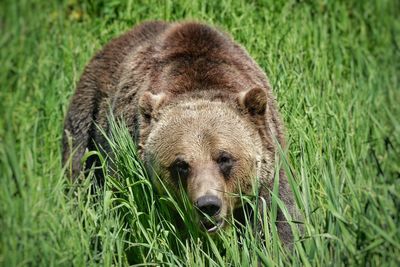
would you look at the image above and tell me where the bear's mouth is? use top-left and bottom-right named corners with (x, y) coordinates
top-left (200, 218), bottom-right (224, 233)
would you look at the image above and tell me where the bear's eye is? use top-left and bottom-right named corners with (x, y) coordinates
top-left (143, 112), bottom-right (152, 123)
top-left (217, 152), bottom-right (234, 178)
top-left (170, 159), bottom-right (191, 180)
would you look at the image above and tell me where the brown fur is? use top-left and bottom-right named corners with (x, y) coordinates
top-left (62, 21), bottom-right (299, 246)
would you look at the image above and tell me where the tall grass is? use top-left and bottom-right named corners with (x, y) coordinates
top-left (1, 0), bottom-right (399, 266)
top-left (93, 117), bottom-right (304, 265)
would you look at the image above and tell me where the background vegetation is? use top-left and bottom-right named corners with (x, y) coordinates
top-left (1, 0), bottom-right (399, 265)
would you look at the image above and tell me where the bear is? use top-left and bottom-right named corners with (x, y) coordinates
top-left (62, 21), bottom-right (299, 246)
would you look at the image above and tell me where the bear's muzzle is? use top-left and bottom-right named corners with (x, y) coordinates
top-left (195, 195), bottom-right (225, 232)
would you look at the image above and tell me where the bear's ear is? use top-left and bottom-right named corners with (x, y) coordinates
top-left (139, 92), bottom-right (166, 121)
top-left (238, 88), bottom-right (267, 116)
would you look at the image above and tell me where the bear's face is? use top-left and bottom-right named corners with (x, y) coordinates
top-left (139, 88), bottom-right (269, 232)
top-left (144, 100), bottom-right (263, 231)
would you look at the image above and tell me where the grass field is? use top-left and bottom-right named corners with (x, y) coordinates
top-left (1, 0), bottom-right (399, 266)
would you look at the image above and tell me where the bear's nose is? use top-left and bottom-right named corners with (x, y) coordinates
top-left (195, 195), bottom-right (222, 217)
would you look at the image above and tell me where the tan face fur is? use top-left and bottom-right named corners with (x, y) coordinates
top-left (142, 97), bottom-right (265, 230)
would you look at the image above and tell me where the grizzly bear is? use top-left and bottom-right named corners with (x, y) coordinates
top-left (62, 21), bottom-right (299, 245)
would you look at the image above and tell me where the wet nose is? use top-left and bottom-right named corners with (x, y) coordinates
top-left (195, 195), bottom-right (222, 217)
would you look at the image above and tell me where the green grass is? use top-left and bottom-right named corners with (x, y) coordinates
top-left (1, 0), bottom-right (399, 265)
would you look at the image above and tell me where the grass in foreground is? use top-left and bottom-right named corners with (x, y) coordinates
top-left (89, 118), bottom-right (298, 265)
top-left (1, 0), bottom-right (399, 266)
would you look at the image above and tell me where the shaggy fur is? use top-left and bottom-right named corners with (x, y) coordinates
top-left (62, 21), bottom-right (298, 245)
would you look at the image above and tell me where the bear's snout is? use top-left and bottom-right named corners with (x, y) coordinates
top-left (195, 195), bottom-right (222, 217)
top-left (195, 195), bottom-right (224, 232)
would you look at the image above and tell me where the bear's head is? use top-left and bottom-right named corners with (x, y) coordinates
top-left (138, 88), bottom-right (272, 232)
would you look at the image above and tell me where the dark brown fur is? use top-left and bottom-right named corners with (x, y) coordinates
top-left (62, 21), bottom-right (299, 246)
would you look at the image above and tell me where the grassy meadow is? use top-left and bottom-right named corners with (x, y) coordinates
top-left (1, 0), bottom-right (399, 266)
